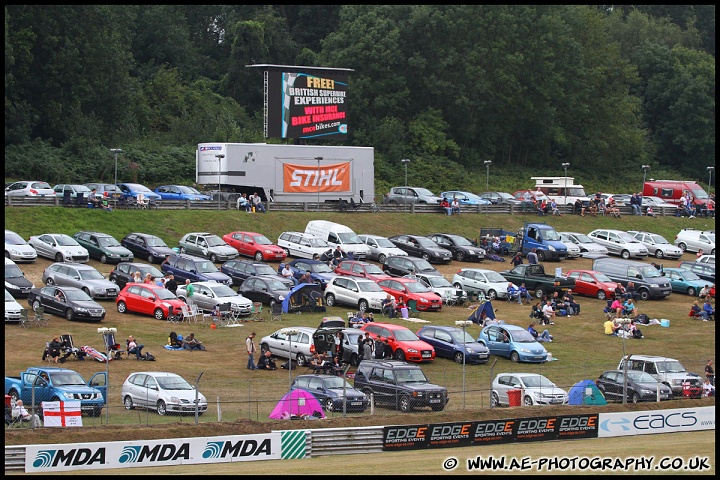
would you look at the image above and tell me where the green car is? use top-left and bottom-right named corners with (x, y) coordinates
top-left (72, 231), bottom-right (134, 264)
top-left (661, 267), bottom-right (707, 297)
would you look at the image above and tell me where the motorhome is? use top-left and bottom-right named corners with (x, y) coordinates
top-left (531, 177), bottom-right (591, 208)
top-left (643, 180), bottom-right (710, 206)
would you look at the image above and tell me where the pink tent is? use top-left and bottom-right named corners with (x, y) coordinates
top-left (269, 389), bottom-right (325, 420)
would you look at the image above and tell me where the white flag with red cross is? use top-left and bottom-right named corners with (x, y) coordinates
top-left (41, 401), bottom-right (83, 427)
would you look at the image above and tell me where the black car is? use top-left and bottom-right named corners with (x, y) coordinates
top-left (677, 261), bottom-right (715, 283)
top-left (382, 255), bottom-right (441, 278)
top-left (221, 259), bottom-right (294, 289)
top-left (427, 233), bottom-right (486, 262)
top-left (120, 232), bottom-right (175, 264)
top-left (596, 370), bottom-right (674, 403)
top-left (5, 259), bottom-right (35, 298)
top-left (109, 262), bottom-right (164, 290)
top-left (388, 234), bottom-right (452, 263)
top-left (237, 275), bottom-right (291, 307)
top-left (291, 374), bottom-right (369, 413)
top-left (161, 253), bottom-right (232, 285)
top-left (27, 285), bottom-right (106, 322)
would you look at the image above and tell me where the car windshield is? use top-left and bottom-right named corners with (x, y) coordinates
top-left (265, 279), bottom-right (288, 290)
top-left (594, 272), bottom-right (614, 283)
top-left (618, 233), bottom-right (641, 243)
top-left (210, 284), bottom-right (239, 297)
top-left (395, 369), bottom-right (429, 384)
top-left (649, 235), bottom-right (670, 245)
top-left (337, 232), bottom-right (362, 244)
top-left (393, 329), bottom-right (421, 341)
top-left (511, 330), bottom-right (538, 343)
top-left (205, 236), bottom-right (227, 247)
top-left (566, 187), bottom-right (586, 196)
top-left (540, 229), bottom-right (562, 241)
top-left (126, 184), bottom-right (153, 193)
top-left (156, 376), bottom-right (194, 390)
top-left (691, 188), bottom-right (709, 199)
top-left (145, 236), bottom-right (168, 247)
top-left (363, 264), bottom-right (384, 275)
top-left (308, 237), bottom-right (329, 248)
top-left (415, 237), bottom-right (439, 248)
top-left (707, 234), bottom-right (715, 242)
top-left (5, 264), bottom-right (23, 278)
top-left (450, 330), bottom-right (476, 344)
top-left (79, 269), bottom-right (104, 280)
top-left (50, 372), bottom-right (86, 386)
top-left (97, 237), bottom-right (121, 248)
top-left (627, 372), bottom-right (659, 383)
top-left (656, 361), bottom-right (686, 373)
top-left (413, 259), bottom-right (434, 271)
top-left (56, 235), bottom-right (80, 246)
top-left (177, 186), bottom-right (202, 194)
top-left (5, 232), bottom-right (27, 245)
top-left (639, 266), bottom-right (663, 278)
top-left (196, 261), bottom-right (219, 273)
top-left (374, 238), bottom-right (396, 248)
top-left (414, 188), bottom-right (435, 197)
top-left (521, 375), bottom-right (554, 388)
top-left (358, 282), bottom-right (384, 293)
top-left (252, 235), bottom-right (273, 245)
top-left (310, 263), bottom-right (334, 274)
top-left (573, 234), bottom-right (594, 244)
top-left (405, 282), bottom-right (431, 293)
top-left (254, 264), bottom-right (277, 276)
top-left (448, 235), bottom-right (473, 246)
top-left (677, 270), bottom-right (701, 281)
top-left (426, 276), bottom-right (452, 288)
top-left (140, 266), bottom-right (164, 278)
top-left (154, 289), bottom-right (177, 300)
top-left (65, 289), bottom-right (93, 301)
top-left (484, 271), bottom-right (507, 283)
top-left (323, 377), bottom-right (352, 389)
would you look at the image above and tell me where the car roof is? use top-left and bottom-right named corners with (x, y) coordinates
top-left (483, 324), bottom-right (525, 331)
top-left (362, 322), bottom-right (411, 331)
top-left (622, 355), bottom-right (680, 362)
top-left (459, 267), bottom-right (496, 273)
top-left (230, 231), bottom-right (262, 236)
top-left (129, 371), bottom-right (183, 377)
top-left (52, 262), bottom-right (95, 270)
top-left (495, 372), bottom-right (545, 378)
top-left (290, 259), bottom-right (325, 264)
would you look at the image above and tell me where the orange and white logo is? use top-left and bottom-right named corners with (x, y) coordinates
top-left (283, 162), bottom-right (350, 193)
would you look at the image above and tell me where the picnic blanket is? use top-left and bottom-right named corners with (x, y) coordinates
top-left (401, 317), bottom-right (430, 324)
top-left (164, 345), bottom-right (184, 351)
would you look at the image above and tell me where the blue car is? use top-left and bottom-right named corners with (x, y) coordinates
top-left (116, 183), bottom-right (162, 202)
top-left (154, 185), bottom-right (211, 201)
top-left (286, 259), bottom-right (336, 289)
top-left (662, 267), bottom-right (707, 297)
top-left (477, 324), bottom-right (548, 363)
top-left (416, 325), bottom-right (489, 364)
top-left (440, 191), bottom-right (491, 205)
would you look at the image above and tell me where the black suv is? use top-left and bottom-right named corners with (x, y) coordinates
top-left (353, 359), bottom-right (448, 412)
top-left (382, 255), bottom-right (441, 277)
top-left (220, 259), bottom-right (294, 289)
top-left (161, 253), bottom-right (232, 285)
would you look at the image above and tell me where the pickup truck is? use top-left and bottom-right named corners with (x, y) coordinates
top-left (500, 264), bottom-right (575, 299)
top-left (5, 367), bottom-right (107, 417)
top-left (480, 222), bottom-right (568, 261)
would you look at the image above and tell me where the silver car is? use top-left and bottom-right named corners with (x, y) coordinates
top-left (42, 263), bottom-right (118, 300)
top-left (28, 233), bottom-right (89, 263)
top-left (176, 281), bottom-right (252, 316)
top-left (628, 231), bottom-right (683, 259)
top-left (357, 234), bottom-right (408, 263)
top-left (5, 230), bottom-right (37, 263)
top-left (587, 229), bottom-right (648, 259)
top-left (491, 373), bottom-right (568, 407)
top-left (324, 276), bottom-right (388, 312)
top-left (260, 326), bottom-right (317, 367)
top-left (5, 180), bottom-right (54, 197)
top-left (178, 232), bottom-right (238, 263)
top-left (121, 371), bottom-right (207, 416)
top-left (559, 232), bottom-right (609, 256)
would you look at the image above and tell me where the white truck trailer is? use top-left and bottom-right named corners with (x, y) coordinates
top-left (196, 143), bottom-right (375, 203)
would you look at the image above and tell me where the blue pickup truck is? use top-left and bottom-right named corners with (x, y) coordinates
top-left (5, 367), bottom-right (107, 417)
top-left (480, 222), bottom-right (568, 261)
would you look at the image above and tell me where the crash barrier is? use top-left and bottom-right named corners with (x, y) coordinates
top-left (5, 406), bottom-right (713, 472)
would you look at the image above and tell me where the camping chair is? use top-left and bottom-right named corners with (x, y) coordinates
top-left (310, 291), bottom-right (325, 312)
top-left (191, 303), bottom-right (210, 323)
top-left (407, 300), bottom-right (421, 318)
top-left (33, 306), bottom-right (49, 327)
top-left (270, 302), bottom-right (283, 321)
top-left (603, 300), bottom-right (616, 320)
top-left (19, 308), bottom-right (32, 329)
top-left (217, 303), bottom-right (233, 326)
top-left (250, 302), bottom-right (264, 322)
top-left (136, 193), bottom-right (149, 209)
top-left (179, 304), bottom-right (196, 324)
top-left (103, 332), bottom-right (125, 360)
top-left (60, 334), bottom-right (84, 361)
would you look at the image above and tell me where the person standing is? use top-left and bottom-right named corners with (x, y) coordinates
top-left (363, 335), bottom-right (373, 361)
top-left (164, 274), bottom-right (177, 294)
top-left (185, 279), bottom-right (195, 305)
top-left (132, 270), bottom-right (142, 283)
top-left (527, 248), bottom-right (538, 265)
top-left (246, 332), bottom-right (258, 370)
top-left (705, 360), bottom-right (715, 386)
top-left (383, 338), bottom-right (394, 359)
top-left (511, 252), bottom-right (523, 267)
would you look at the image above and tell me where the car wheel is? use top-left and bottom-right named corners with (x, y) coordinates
top-left (456, 251), bottom-right (465, 262)
top-left (638, 289), bottom-right (650, 301)
top-left (260, 343), bottom-right (270, 354)
top-left (296, 354), bottom-right (307, 367)
top-left (157, 401), bottom-right (167, 416)
top-left (254, 251), bottom-right (264, 261)
top-left (631, 392), bottom-right (640, 404)
top-left (398, 395), bottom-right (411, 413)
top-left (655, 250), bottom-right (664, 259)
top-left (325, 293), bottom-right (336, 307)
top-left (358, 299), bottom-right (369, 312)
top-left (490, 392), bottom-right (500, 407)
top-left (324, 398), bottom-right (334, 412)
top-left (621, 250), bottom-right (631, 260)
top-left (596, 290), bottom-right (607, 300)
top-left (350, 353), bottom-right (360, 366)
top-left (687, 287), bottom-right (697, 297)
top-left (117, 301), bottom-right (127, 313)
top-left (486, 289), bottom-right (497, 300)
top-left (510, 351), bottom-right (520, 363)
top-left (677, 242), bottom-right (687, 252)
top-left (282, 248), bottom-right (290, 257)
top-left (454, 351), bottom-right (464, 364)
top-left (210, 254), bottom-right (218, 263)
top-left (378, 254), bottom-right (387, 264)
top-left (453, 282), bottom-right (463, 290)
top-left (55, 253), bottom-right (64, 262)
top-left (45, 278), bottom-right (55, 286)
top-left (537, 250), bottom-right (546, 262)
top-left (4, 251), bottom-right (9, 259)
top-left (421, 253), bottom-right (431, 261)
top-left (123, 396), bottom-right (134, 410)
top-left (395, 349), bottom-right (406, 362)
top-left (33, 300), bottom-right (42, 310)
top-left (523, 395), bottom-right (534, 406)
top-left (65, 309), bottom-right (74, 321)
top-left (100, 254), bottom-right (108, 264)
top-left (534, 287), bottom-right (545, 299)
top-left (147, 254), bottom-right (155, 263)
top-left (154, 308), bottom-right (165, 320)
top-left (82, 287), bottom-right (92, 298)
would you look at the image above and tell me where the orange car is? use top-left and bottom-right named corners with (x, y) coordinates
top-left (222, 231), bottom-right (287, 262)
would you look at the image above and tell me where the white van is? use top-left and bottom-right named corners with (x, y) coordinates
top-left (304, 220), bottom-right (370, 260)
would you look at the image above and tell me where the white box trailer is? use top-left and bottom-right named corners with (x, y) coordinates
top-left (196, 143), bottom-right (374, 203)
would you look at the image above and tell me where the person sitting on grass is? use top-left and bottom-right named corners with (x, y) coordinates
top-left (257, 350), bottom-right (277, 370)
top-left (527, 322), bottom-right (553, 342)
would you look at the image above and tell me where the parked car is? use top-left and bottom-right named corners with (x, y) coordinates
top-left (121, 371), bottom-right (207, 416)
top-left (360, 323), bottom-right (435, 363)
top-left (439, 191), bottom-right (491, 205)
top-left (564, 270), bottom-right (618, 300)
top-left (5, 180), bottom-right (54, 197)
top-left (376, 277), bottom-right (443, 312)
top-left (286, 259), bottom-right (336, 289)
top-left (27, 285), bottom-right (106, 322)
top-left (324, 276), bottom-right (387, 312)
top-left (28, 233), bottom-right (89, 263)
top-left (53, 184), bottom-right (92, 200)
top-left (512, 189), bottom-right (549, 204)
top-left (661, 267), bottom-right (707, 296)
top-left (477, 191), bottom-right (522, 205)
top-left (178, 232), bottom-right (238, 263)
top-left (491, 373), bottom-right (568, 407)
top-left (116, 283), bottom-right (185, 320)
top-left (696, 254), bottom-right (715, 265)
top-left (291, 374), bottom-right (369, 413)
top-left (161, 253), bottom-right (232, 286)
top-left (260, 326), bottom-right (317, 367)
top-left (5, 258), bottom-right (35, 298)
top-left (676, 261), bottom-right (715, 283)
top-left (42, 263), bottom-right (119, 300)
top-left (277, 231), bottom-right (330, 260)
top-left (452, 267), bottom-right (514, 300)
top-left (674, 228), bottom-right (715, 254)
top-left (596, 370), bottom-right (673, 403)
top-left (5, 289), bottom-right (23, 323)
top-left (559, 232), bottom-right (609, 256)
top-left (4, 230), bottom-right (37, 263)
top-left (334, 260), bottom-right (391, 283)
top-left (338, 328), bottom-right (365, 366)
top-left (72, 231), bottom-right (134, 264)
top-left (388, 234), bottom-right (452, 263)
top-left (353, 359), bottom-right (448, 412)
top-left (382, 255), bottom-right (441, 278)
top-left (357, 234), bottom-right (408, 263)
top-left (83, 183), bottom-right (123, 199)
top-left (385, 187), bottom-right (442, 205)
top-left (617, 355), bottom-right (702, 396)
top-left (221, 259), bottom-right (294, 289)
top-left (176, 281), bottom-right (252, 317)
top-left (592, 257), bottom-right (672, 300)
top-left (120, 232), bottom-right (174, 264)
top-left (477, 324), bottom-right (548, 363)
top-left (222, 231), bottom-right (287, 262)
top-left (627, 230), bottom-right (683, 259)
top-left (587, 229), bottom-right (648, 259)
top-left (116, 182), bottom-right (162, 202)
top-left (415, 272), bottom-right (466, 305)
top-left (427, 233), bottom-right (486, 262)
top-left (416, 325), bottom-right (489, 364)
top-left (154, 185), bottom-right (211, 201)
top-left (237, 275), bottom-right (289, 308)
top-left (108, 262), bottom-right (164, 290)
top-left (642, 195), bottom-right (678, 211)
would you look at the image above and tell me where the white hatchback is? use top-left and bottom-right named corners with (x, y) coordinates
top-left (4, 230), bottom-right (37, 263)
top-left (559, 232), bottom-right (608, 256)
top-left (491, 373), bottom-right (568, 407)
top-left (674, 228), bottom-right (715, 255)
top-left (357, 234), bottom-right (408, 263)
top-left (121, 371), bottom-right (207, 416)
top-left (324, 276), bottom-right (387, 312)
top-left (277, 231), bottom-right (330, 260)
top-left (452, 268), bottom-right (515, 300)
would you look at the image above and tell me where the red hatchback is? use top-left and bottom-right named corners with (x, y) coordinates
top-left (334, 260), bottom-right (392, 283)
top-left (565, 270), bottom-right (618, 300)
top-left (377, 277), bottom-right (442, 312)
top-left (222, 231), bottom-right (287, 262)
top-left (360, 322), bottom-right (435, 362)
top-left (116, 283), bottom-right (185, 320)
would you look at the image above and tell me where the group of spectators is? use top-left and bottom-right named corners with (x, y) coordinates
top-left (529, 290), bottom-right (581, 325)
top-left (357, 332), bottom-right (393, 361)
top-left (236, 192), bottom-right (266, 213)
top-left (440, 197), bottom-right (461, 215)
top-left (348, 311), bottom-right (375, 327)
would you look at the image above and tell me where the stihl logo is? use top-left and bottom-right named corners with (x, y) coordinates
top-left (290, 168), bottom-right (344, 187)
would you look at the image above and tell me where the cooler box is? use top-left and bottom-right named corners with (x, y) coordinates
top-left (507, 389), bottom-right (522, 406)
top-left (682, 381), bottom-right (702, 399)
top-left (660, 319), bottom-right (670, 328)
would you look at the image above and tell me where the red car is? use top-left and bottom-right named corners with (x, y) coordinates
top-left (222, 231), bottom-right (287, 262)
top-left (564, 270), bottom-right (618, 300)
top-left (360, 322), bottom-right (435, 362)
top-left (116, 283), bottom-right (185, 320)
top-left (377, 277), bottom-right (442, 312)
top-left (334, 260), bottom-right (392, 283)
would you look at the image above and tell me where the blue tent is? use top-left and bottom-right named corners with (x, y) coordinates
top-left (281, 283), bottom-right (325, 313)
top-left (468, 300), bottom-right (495, 325)
top-left (568, 379), bottom-right (607, 405)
